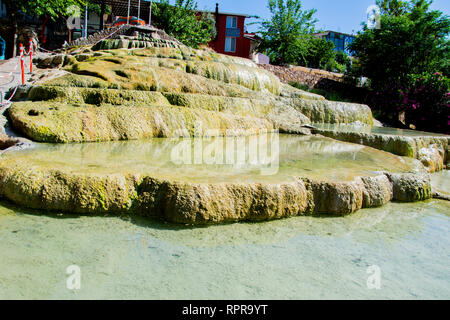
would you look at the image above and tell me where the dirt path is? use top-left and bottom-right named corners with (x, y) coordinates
top-left (0, 51), bottom-right (58, 136)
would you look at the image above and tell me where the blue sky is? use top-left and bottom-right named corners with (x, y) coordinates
top-left (194, 0), bottom-right (450, 34)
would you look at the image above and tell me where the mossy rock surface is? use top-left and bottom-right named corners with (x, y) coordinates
top-left (28, 86), bottom-right (171, 106)
top-left (314, 129), bottom-right (450, 165)
top-left (61, 52), bottom-right (281, 95)
top-left (4, 31), bottom-right (445, 226)
top-left (8, 101), bottom-right (274, 143)
top-left (10, 46), bottom-right (375, 143)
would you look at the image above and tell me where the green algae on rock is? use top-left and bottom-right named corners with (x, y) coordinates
top-left (8, 101), bottom-right (274, 143)
top-left (25, 86), bottom-right (312, 133)
top-left (9, 44), bottom-right (375, 143)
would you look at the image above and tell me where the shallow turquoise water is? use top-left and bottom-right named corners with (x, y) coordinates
top-left (1, 134), bottom-right (416, 183)
top-left (0, 172), bottom-right (448, 300)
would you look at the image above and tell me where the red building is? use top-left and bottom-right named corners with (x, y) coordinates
top-left (202, 4), bottom-right (259, 60)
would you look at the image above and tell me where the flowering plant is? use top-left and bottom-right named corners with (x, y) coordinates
top-left (371, 72), bottom-right (449, 133)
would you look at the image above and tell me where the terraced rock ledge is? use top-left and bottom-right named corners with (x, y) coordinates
top-left (9, 35), bottom-right (372, 143)
top-left (0, 28), bottom-right (444, 225)
top-left (0, 135), bottom-right (433, 224)
top-left (312, 124), bottom-right (450, 173)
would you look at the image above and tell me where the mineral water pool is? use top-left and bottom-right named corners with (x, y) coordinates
top-left (0, 170), bottom-right (448, 299)
top-left (0, 134), bottom-right (417, 183)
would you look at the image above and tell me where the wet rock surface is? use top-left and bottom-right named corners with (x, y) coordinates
top-left (0, 162), bottom-right (432, 225)
top-left (0, 133), bottom-right (33, 154)
top-left (0, 135), bottom-right (433, 225)
top-left (388, 172), bottom-right (433, 202)
top-left (0, 134), bottom-right (19, 151)
top-left (312, 124), bottom-right (449, 172)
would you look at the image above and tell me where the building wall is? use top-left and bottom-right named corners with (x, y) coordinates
top-left (315, 31), bottom-right (355, 56)
top-left (209, 14), bottom-right (251, 59)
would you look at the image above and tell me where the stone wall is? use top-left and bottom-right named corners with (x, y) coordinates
top-left (259, 64), bottom-right (370, 105)
top-left (258, 64), bottom-right (344, 87)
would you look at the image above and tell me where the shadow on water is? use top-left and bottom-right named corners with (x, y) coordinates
top-left (2, 196), bottom-right (448, 248)
top-left (0, 199), bottom-right (185, 232)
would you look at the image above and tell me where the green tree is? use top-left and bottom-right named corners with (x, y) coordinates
top-left (257, 0), bottom-right (317, 65)
top-left (350, 0), bottom-right (449, 88)
top-left (349, 0), bottom-right (450, 133)
top-left (303, 37), bottom-right (336, 70)
top-left (3, 0), bottom-right (86, 56)
top-left (152, 0), bottom-right (215, 48)
top-left (334, 51), bottom-right (352, 73)
top-left (376, 0), bottom-right (411, 16)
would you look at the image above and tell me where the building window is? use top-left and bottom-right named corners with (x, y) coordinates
top-left (225, 37), bottom-right (236, 52)
top-left (226, 16), bottom-right (237, 28)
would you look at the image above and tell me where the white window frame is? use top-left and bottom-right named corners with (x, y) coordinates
top-left (226, 16), bottom-right (237, 29)
top-left (225, 37), bottom-right (236, 53)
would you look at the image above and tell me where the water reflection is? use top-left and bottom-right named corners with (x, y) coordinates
top-left (1, 134), bottom-right (416, 182)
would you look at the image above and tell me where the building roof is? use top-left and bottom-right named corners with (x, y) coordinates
top-left (312, 30), bottom-right (355, 38)
top-left (198, 10), bottom-right (248, 17)
top-left (244, 33), bottom-right (261, 42)
top-left (89, 1), bottom-right (249, 18)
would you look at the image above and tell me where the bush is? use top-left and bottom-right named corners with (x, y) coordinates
top-left (390, 73), bottom-right (448, 133)
top-left (152, 0), bottom-right (215, 48)
top-left (302, 37), bottom-right (336, 71)
top-left (348, 0), bottom-right (449, 133)
top-left (369, 72), bottom-right (449, 133)
top-left (289, 81), bottom-right (352, 102)
top-left (334, 51), bottom-right (351, 73)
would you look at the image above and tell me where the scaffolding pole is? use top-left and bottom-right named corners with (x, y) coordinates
top-left (84, 3), bottom-right (88, 38)
top-left (127, 0), bottom-right (131, 25)
top-left (138, 0), bottom-right (141, 20)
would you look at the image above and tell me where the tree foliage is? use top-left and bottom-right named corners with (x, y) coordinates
top-left (351, 0), bottom-right (449, 87)
top-left (334, 51), bottom-right (352, 73)
top-left (152, 0), bottom-right (215, 48)
top-left (257, 0), bottom-right (317, 65)
top-left (376, 0), bottom-right (411, 16)
top-left (349, 0), bottom-right (450, 133)
top-left (3, 0), bottom-right (86, 56)
top-left (303, 37), bottom-right (336, 70)
top-left (3, 0), bottom-right (86, 20)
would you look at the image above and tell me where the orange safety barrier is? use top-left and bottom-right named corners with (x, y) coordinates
top-left (19, 43), bottom-right (24, 85)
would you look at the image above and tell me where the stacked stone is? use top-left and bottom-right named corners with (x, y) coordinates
top-left (258, 64), bottom-right (343, 87)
